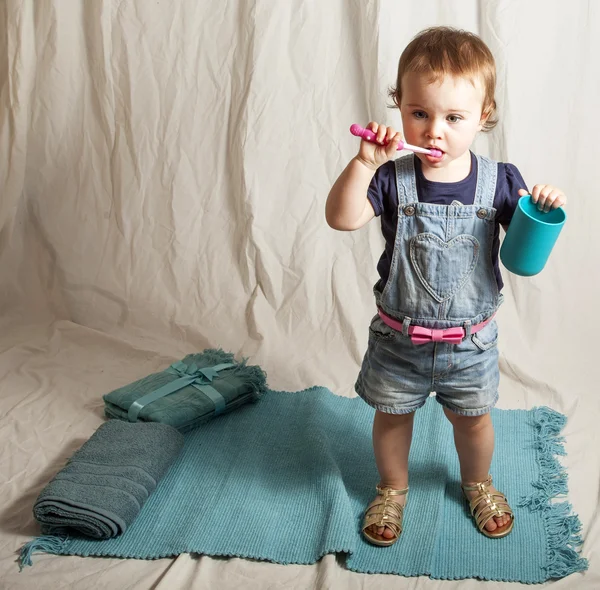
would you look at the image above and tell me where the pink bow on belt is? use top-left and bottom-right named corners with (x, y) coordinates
top-left (408, 326), bottom-right (465, 345)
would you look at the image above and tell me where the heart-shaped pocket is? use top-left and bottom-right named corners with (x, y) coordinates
top-left (410, 233), bottom-right (479, 302)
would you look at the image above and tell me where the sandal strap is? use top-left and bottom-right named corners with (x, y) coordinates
top-left (375, 484), bottom-right (409, 496)
top-left (474, 500), bottom-right (513, 531)
top-left (363, 503), bottom-right (404, 532)
top-left (461, 475), bottom-right (493, 492)
top-left (471, 493), bottom-right (513, 516)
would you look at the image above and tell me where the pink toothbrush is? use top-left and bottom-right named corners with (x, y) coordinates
top-left (350, 124), bottom-right (443, 157)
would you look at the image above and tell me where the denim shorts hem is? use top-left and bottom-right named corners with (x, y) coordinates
top-left (434, 391), bottom-right (499, 417)
top-left (355, 383), bottom-right (427, 415)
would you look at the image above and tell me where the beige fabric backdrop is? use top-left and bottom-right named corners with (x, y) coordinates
top-left (1, 0), bottom-right (598, 588)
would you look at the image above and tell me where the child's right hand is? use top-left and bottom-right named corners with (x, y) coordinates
top-left (356, 122), bottom-right (404, 171)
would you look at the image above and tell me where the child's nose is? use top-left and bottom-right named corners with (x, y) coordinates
top-left (426, 118), bottom-right (443, 139)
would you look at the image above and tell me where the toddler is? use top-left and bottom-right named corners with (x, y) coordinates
top-left (326, 26), bottom-right (566, 546)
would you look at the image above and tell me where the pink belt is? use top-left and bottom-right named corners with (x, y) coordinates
top-left (378, 308), bottom-right (494, 345)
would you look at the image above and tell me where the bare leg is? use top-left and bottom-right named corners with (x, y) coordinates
top-left (443, 407), bottom-right (511, 531)
top-left (368, 409), bottom-right (415, 540)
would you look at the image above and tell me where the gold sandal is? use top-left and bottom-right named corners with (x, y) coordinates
top-left (362, 484), bottom-right (408, 546)
top-left (461, 475), bottom-right (514, 538)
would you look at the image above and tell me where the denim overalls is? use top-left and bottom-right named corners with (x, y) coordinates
top-left (355, 154), bottom-right (502, 416)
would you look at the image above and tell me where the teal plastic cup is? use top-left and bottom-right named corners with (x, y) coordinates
top-left (500, 195), bottom-right (566, 276)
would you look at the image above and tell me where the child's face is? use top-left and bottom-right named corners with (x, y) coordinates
top-left (399, 72), bottom-right (487, 170)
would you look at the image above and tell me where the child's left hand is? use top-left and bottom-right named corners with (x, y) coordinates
top-left (518, 186), bottom-right (567, 213)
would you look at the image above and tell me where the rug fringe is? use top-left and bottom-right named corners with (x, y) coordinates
top-left (18, 534), bottom-right (69, 571)
top-left (518, 406), bottom-right (588, 578)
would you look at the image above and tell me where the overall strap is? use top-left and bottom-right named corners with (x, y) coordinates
top-left (394, 155), bottom-right (418, 207)
top-left (473, 155), bottom-right (498, 209)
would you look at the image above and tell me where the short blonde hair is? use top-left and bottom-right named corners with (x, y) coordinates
top-left (389, 27), bottom-right (498, 132)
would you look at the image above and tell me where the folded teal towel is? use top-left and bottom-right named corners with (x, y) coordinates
top-left (33, 420), bottom-right (184, 539)
top-left (103, 349), bottom-right (268, 432)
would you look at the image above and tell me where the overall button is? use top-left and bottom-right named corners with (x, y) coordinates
top-left (404, 205), bottom-right (416, 216)
top-left (477, 208), bottom-right (487, 219)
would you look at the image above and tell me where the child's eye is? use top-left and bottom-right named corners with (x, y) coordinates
top-left (412, 111), bottom-right (427, 119)
top-left (447, 115), bottom-right (462, 123)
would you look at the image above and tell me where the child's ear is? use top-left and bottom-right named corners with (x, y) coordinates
top-left (478, 102), bottom-right (494, 131)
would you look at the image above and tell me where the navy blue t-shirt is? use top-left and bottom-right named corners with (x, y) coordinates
top-left (367, 151), bottom-right (528, 292)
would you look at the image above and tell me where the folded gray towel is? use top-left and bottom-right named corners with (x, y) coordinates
top-left (33, 420), bottom-right (184, 539)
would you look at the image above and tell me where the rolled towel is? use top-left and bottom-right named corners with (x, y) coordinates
top-left (33, 420), bottom-right (184, 539)
top-left (103, 349), bottom-right (267, 432)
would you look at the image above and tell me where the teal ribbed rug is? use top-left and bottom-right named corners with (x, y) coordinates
top-left (20, 389), bottom-right (588, 582)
